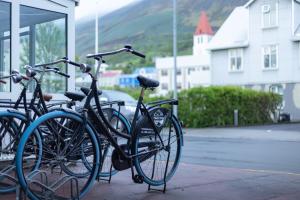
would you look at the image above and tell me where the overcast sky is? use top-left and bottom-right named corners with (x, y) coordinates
top-left (75, 0), bottom-right (137, 19)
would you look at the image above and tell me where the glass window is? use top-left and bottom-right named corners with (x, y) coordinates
top-left (161, 83), bottom-right (168, 90)
top-left (262, 2), bottom-right (278, 28)
top-left (161, 69), bottom-right (168, 76)
top-left (229, 49), bottom-right (243, 71)
top-left (177, 83), bottom-right (182, 90)
top-left (270, 84), bottom-right (283, 95)
top-left (202, 66), bottom-right (210, 71)
top-left (0, 1), bottom-right (11, 92)
top-left (176, 69), bottom-right (181, 76)
top-left (263, 45), bottom-right (278, 69)
top-left (20, 6), bottom-right (67, 93)
top-left (188, 67), bottom-right (195, 75)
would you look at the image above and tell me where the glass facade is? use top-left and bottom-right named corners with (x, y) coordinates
top-left (20, 6), bottom-right (67, 93)
top-left (0, 1), bottom-right (11, 92)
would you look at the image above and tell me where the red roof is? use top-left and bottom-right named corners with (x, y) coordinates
top-left (194, 11), bottom-right (213, 36)
top-left (101, 71), bottom-right (122, 78)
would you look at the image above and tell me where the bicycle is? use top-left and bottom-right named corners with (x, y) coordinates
top-left (16, 45), bottom-right (183, 200)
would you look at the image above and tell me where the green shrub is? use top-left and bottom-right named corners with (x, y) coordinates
top-left (177, 86), bottom-right (282, 128)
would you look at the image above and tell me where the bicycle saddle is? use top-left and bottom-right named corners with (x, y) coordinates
top-left (43, 94), bottom-right (53, 102)
top-left (64, 91), bottom-right (86, 102)
top-left (137, 75), bottom-right (159, 88)
top-left (81, 87), bottom-right (102, 96)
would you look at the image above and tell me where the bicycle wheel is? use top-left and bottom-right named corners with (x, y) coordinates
top-left (16, 111), bottom-right (100, 200)
top-left (0, 111), bottom-right (38, 193)
top-left (133, 115), bottom-right (182, 186)
top-left (98, 109), bottom-right (130, 178)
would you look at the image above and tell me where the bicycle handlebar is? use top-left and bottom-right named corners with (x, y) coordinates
top-left (0, 71), bottom-right (29, 84)
top-left (25, 65), bottom-right (70, 78)
top-left (86, 45), bottom-right (146, 59)
top-left (62, 57), bottom-right (91, 73)
top-left (34, 59), bottom-right (66, 68)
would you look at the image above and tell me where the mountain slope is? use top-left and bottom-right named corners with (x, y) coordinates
top-left (75, 0), bottom-right (248, 70)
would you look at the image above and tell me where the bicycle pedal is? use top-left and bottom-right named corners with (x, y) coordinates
top-left (133, 175), bottom-right (144, 184)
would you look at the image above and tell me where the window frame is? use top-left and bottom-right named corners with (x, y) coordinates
top-left (0, 0), bottom-right (12, 92)
top-left (161, 83), bottom-right (168, 90)
top-left (228, 48), bottom-right (244, 72)
top-left (261, 2), bottom-right (279, 29)
top-left (262, 44), bottom-right (278, 70)
top-left (161, 69), bottom-right (168, 77)
top-left (19, 4), bottom-right (68, 93)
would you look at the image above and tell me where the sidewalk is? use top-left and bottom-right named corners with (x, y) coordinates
top-left (85, 163), bottom-right (300, 200)
top-left (2, 163), bottom-right (300, 200)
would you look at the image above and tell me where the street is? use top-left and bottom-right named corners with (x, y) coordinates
top-left (183, 124), bottom-right (300, 174)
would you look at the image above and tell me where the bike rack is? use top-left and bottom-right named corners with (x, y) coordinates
top-left (0, 165), bottom-right (23, 200)
top-left (21, 170), bottom-right (80, 200)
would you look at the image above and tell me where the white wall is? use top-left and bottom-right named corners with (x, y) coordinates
top-left (212, 0), bottom-right (300, 86)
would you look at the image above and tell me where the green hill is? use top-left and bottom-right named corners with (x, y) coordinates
top-left (75, 0), bottom-right (247, 72)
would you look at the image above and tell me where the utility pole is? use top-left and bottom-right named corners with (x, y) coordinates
top-left (173, 0), bottom-right (178, 117)
top-left (95, 0), bottom-right (99, 68)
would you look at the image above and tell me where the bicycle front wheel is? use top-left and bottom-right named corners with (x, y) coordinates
top-left (16, 111), bottom-right (100, 200)
top-left (133, 115), bottom-right (182, 186)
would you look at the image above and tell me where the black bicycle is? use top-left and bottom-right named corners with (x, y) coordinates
top-left (16, 45), bottom-right (183, 200)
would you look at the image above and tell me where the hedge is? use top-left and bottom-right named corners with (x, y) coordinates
top-left (177, 86), bottom-right (282, 128)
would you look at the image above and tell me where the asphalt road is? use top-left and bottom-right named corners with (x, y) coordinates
top-left (182, 123), bottom-right (300, 174)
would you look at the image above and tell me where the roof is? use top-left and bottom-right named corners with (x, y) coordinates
top-left (100, 70), bottom-right (122, 78)
top-left (195, 11), bottom-right (214, 35)
top-left (208, 6), bottom-right (249, 50)
top-left (245, 0), bottom-right (300, 7)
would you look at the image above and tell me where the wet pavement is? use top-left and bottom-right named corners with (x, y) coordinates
top-left (2, 124), bottom-right (300, 200)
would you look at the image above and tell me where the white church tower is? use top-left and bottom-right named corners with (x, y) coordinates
top-left (193, 11), bottom-right (214, 56)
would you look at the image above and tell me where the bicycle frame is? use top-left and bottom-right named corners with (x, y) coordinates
top-left (77, 57), bottom-right (175, 161)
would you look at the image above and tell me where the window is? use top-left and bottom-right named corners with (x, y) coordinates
top-left (0, 1), bottom-right (11, 92)
top-left (262, 2), bottom-right (278, 28)
top-left (202, 66), bottom-right (210, 71)
top-left (161, 69), bottom-right (168, 76)
top-left (161, 83), bottom-right (168, 90)
top-left (262, 45), bottom-right (278, 69)
top-left (269, 84), bottom-right (284, 108)
top-left (20, 6), bottom-right (67, 93)
top-left (176, 69), bottom-right (181, 76)
top-left (177, 83), bottom-right (182, 90)
top-left (228, 49), bottom-right (243, 72)
top-left (269, 84), bottom-right (283, 95)
top-left (188, 67), bottom-right (195, 75)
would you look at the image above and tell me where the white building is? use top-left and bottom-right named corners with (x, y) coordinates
top-left (98, 70), bottom-right (122, 88)
top-left (209, 0), bottom-right (300, 120)
top-left (0, 0), bottom-right (78, 100)
top-left (155, 12), bottom-right (213, 95)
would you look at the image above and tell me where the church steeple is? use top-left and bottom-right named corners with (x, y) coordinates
top-left (193, 11), bottom-right (213, 56)
top-left (195, 11), bottom-right (214, 36)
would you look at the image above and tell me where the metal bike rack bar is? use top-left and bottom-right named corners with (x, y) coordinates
top-left (23, 171), bottom-right (80, 200)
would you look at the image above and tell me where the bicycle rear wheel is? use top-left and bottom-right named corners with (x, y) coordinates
top-left (133, 115), bottom-right (182, 186)
top-left (16, 111), bottom-right (100, 200)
